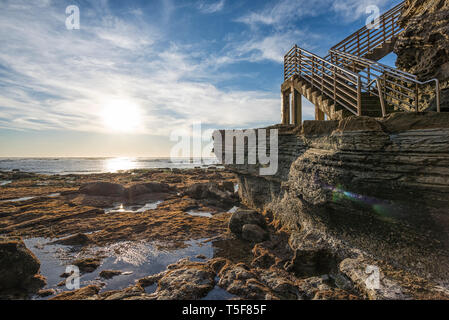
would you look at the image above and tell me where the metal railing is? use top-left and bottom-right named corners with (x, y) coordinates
top-left (282, 1), bottom-right (441, 119)
top-left (329, 49), bottom-right (441, 114)
top-left (330, 2), bottom-right (404, 58)
top-left (284, 45), bottom-right (362, 116)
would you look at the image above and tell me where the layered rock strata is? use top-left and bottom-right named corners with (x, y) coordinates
top-left (214, 113), bottom-right (449, 291)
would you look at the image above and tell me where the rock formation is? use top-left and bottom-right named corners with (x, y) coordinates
top-left (0, 238), bottom-right (46, 298)
top-left (395, 0), bottom-right (449, 110)
top-left (214, 112), bottom-right (449, 297)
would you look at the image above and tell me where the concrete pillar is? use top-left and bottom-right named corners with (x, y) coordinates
top-left (315, 105), bottom-right (325, 121)
top-left (291, 87), bottom-right (302, 125)
top-left (281, 90), bottom-right (290, 125)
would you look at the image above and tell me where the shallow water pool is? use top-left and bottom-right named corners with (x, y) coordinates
top-left (24, 236), bottom-right (235, 300)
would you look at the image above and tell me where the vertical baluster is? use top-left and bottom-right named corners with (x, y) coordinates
top-left (415, 83), bottom-right (419, 112)
top-left (333, 66), bottom-right (337, 108)
top-left (321, 59), bottom-right (324, 93)
top-left (357, 31), bottom-right (360, 57)
top-left (357, 76), bottom-right (362, 116)
top-left (311, 56), bottom-right (314, 89)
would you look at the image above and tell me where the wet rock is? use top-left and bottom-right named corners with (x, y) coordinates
top-left (313, 288), bottom-right (359, 300)
top-left (0, 238), bottom-right (46, 296)
top-left (241, 224), bottom-right (269, 243)
top-left (218, 263), bottom-right (271, 300)
top-left (257, 268), bottom-right (301, 300)
top-left (52, 233), bottom-right (92, 246)
top-left (155, 259), bottom-right (216, 300)
top-left (136, 272), bottom-right (166, 288)
top-left (102, 285), bottom-right (145, 300)
top-left (284, 248), bottom-right (338, 278)
top-left (126, 182), bottom-right (171, 199)
top-left (79, 182), bottom-right (125, 197)
top-left (37, 289), bottom-right (56, 297)
top-left (184, 182), bottom-right (238, 208)
top-left (51, 285), bottom-right (101, 300)
top-left (11, 171), bottom-right (35, 180)
top-left (73, 257), bottom-right (101, 273)
top-left (99, 270), bottom-right (122, 279)
top-left (57, 280), bottom-right (66, 287)
top-left (296, 276), bottom-right (333, 300)
top-left (228, 210), bottom-right (267, 240)
top-left (196, 254), bottom-right (207, 260)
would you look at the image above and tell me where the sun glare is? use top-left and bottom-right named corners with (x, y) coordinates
top-left (101, 99), bottom-right (142, 133)
top-left (105, 157), bottom-right (136, 173)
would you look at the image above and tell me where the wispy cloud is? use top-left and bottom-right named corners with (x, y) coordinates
top-left (0, 0), bottom-right (278, 135)
top-left (198, 0), bottom-right (225, 14)
top-left (237, 0), bottom-right (396, 28)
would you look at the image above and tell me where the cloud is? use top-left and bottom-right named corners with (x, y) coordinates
top-left (237, 0), bottom-right (396, 28)
top-left (198, 0), bottom-right (225, 14)
top-left (0, 0), bottom-right (278, 135)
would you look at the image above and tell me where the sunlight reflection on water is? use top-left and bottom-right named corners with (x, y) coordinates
top-left (104, 157), bottom-right (136, 173)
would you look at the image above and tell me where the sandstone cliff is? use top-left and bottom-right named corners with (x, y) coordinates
top-left (395, 0), bottom-right (449, 110)
top-left (214, 113), bottom-right (449, 298)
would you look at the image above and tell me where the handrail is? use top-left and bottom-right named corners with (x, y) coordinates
top-left (281, 0), bottom-right (441, 120)
top-left (284, 45), bottom-right (362, 116)
top-left (329, 49), bottom-right (416, 80)
top-left (330, 2), bottom-right (404, 58)
top-left (330, 49), bottom-right (441, 113)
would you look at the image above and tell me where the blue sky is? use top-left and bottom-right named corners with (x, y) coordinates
top-left (0, 0), bottom-right (399, 157)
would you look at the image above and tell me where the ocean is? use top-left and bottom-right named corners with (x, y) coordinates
top-left (0, 157), bottom-right (219, 175)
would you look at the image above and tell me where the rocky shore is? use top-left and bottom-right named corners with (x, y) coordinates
top-left (1, 160), bottom-right (448, 300)
top-left (0, 166), bottom-right (385, 300)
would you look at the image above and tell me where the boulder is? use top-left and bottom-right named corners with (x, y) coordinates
top-left (155, 259), bottom-right (216, 300)
top-left (228, 209), bottom-right (267, 239)
top-left (183, 182), bottom-right (238, 208)
top-left (241, 224), bottom-right (269, 243)
top-left (217, 263), bottom-right (271, 300)
top-left (0, 238), bottom-right (46, 295)
top-left (79, 182), bottom-right (125, 197)
top-left (126, 182), bottom-right (170, 199)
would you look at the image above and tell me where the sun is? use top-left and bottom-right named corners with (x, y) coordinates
top-left (101, 99), bottom-right (143, 133)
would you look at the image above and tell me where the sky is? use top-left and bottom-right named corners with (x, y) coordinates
top-left (0, 0), bottom-right (399, 157)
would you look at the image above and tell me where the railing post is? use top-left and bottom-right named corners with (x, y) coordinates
top-left (321, 60), bottom-right (324, 92)
top-left (311, 56), bottom-right (315, 89)
top-left (284, 54), bottom-right (287, 81)
top-left (357, 31), bottom-right (360, 56)
top-left (376, 78), bottom-right (386, 117)
top-left (333, 66), bottom-right (337, 108)
top-left (357, 76), bottom-right (362, 116)
top-left (415, 83), bottom-right (419, 112)
top-left (436, 80), bottom-right (440, 113)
